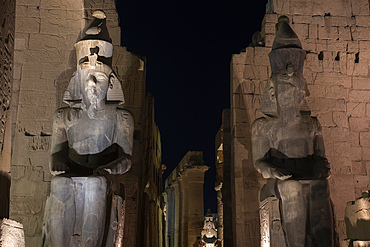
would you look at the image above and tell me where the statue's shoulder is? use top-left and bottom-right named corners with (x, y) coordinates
top-left (114, 108), bottom-right (134, 154)
top-left (116, 108), bottom-right (134, 122)
top-left (116, 108), bottom-right (134, 131)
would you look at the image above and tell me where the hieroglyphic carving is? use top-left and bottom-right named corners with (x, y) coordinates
top-left (259, 199), bottom-right (270, 247)
top-left (27, 135), bottom-right (51, 152)
top-left (0, 0), bottom-right (15, 153)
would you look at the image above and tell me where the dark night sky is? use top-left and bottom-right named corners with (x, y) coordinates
top-left (116, 0), bottom-right (268, 214)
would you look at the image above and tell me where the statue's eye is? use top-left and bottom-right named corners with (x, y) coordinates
top-left (96, 76), bottom-right (106, 81)
top-left (94, 73), bottom-right (108, 82)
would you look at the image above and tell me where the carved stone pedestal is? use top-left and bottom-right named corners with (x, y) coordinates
top-left (0, 219), bottom-right (25, 247)
top-left (344, 191), bottom-right (370, 247)
top-left (259, 197), bottom-right (285, 247)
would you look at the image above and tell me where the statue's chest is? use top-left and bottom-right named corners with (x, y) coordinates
top-left (65, 110), bottom-right (116, 154)
top-left (272, 122), bottom-right (315, 158)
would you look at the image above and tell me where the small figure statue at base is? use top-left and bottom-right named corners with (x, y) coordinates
top-left (252, 16), bottom-right (334, 247)
top-left (201, 209), bottom-right (218, 247)
top-left (42, 10), bottom-right (133, 247)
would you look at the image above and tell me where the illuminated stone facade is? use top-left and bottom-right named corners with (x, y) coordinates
top-left (9, 0), bottom-right (164, 246)
top-left (230, 0), bottom-right (370, 245)
top-left (164, 151), bottom-right (209, 247)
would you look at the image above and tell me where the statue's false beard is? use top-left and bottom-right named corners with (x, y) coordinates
top-left (84, 86), bottom-right (106, 119)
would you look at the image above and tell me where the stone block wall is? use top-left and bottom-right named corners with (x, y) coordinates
top-left (11, 2), bottom-right (84, 245)
top-left (231, 0), bottom-right (370, 245)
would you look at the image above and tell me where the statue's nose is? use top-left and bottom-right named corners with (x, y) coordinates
top-left (92, 76), bottom-right (97, 84)
top-left (87, 74), bottom-right (98, 85)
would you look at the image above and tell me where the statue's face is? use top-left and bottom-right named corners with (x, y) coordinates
top-left (78, 59), bottom-right (113, 108)
top-left (273, 69), bottom-right (304, 115)
top-left (276, 81), bottom-right (300, 111)
top-left (82, 69), bottom-right (109, 104)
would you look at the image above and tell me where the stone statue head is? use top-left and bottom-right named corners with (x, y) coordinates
top-left (260, 16), bottom-right (307, 118)
top-left (63, 10), bottom-right (124, 107)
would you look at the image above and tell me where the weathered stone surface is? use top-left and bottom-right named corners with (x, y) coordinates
top-left (0, 219), bottom-right (25, 247)
top-left (0, 0), bottom-right (15, 224)
top-left (345, 191), bottom-right (370, 241)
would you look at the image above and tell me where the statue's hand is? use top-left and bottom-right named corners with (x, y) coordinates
top-left (94, 158), bottom-right (131, 175)
top-left (93, 166), bottom-right (110, 176)
top-left (50, 162), bottom-right (70, 176)
top-left (270, 168), bottom-right (292, 180)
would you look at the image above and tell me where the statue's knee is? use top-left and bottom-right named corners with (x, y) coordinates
top-left (85, 176), bottom-right (107, 192)
top-left (277, 180), bottom-right (302, 201)
top-left (50, 176), bottom-right (73, 202)
top-left (310, 180), bottom-right (330, 198)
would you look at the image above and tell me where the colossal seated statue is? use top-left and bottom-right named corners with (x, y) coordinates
top-left (42, 10), bottom-right (133, 247)
top-left (251, 16), bottom-right (334, 247)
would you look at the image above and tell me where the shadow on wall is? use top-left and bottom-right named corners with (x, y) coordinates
top-left (0, 171), bottom-right (11, 218)
top-left (233, 83), bottom-right (262, 245)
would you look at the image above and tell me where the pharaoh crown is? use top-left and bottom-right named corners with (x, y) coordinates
top-left (75, 10), bottom-right (113, 67)
top-left (268, 16), bottom-right (306, 74)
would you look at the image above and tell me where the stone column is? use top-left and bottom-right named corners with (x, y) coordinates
top-left (180, 173), bottom-right (188, 247)
top-left (162, 191), bottom-right (169, 247)
top-left (221, 109), bottom-right (233, 247)
top-left (185, 166), bottom-right (209, 247)
top-left (170, 185), bottom-right (175, 247)
top-left (215, 118), bottom-right (225, 247)
top-left (173, 180), bottom-right (180, 247)
top-left (164, 152), bottom-right (208, 247)
top-left (216, 189), bottom-right (223, 246)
